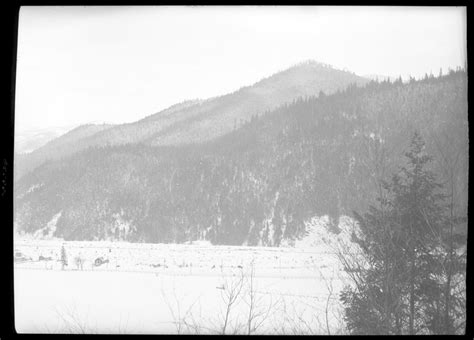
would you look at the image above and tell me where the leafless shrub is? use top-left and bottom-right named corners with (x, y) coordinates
top-left (161, 283), bottom-right (202, 334)
top-left (53, 304), bottom-right (97, 334)
top-left (160, 262), bottom-right (281, 335)
top-left (53, 303), bottom-right (134, 334)
top-left (243, 260), bottom-right (275, 334)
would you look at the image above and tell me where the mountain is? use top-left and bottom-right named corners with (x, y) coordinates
top-left (14, 61), bottom-right (368, 180)
top-left (14, 123), bottom-right (115, 180)
top-left (14, 70), bottom-right (468, 245)
top-left (15, 124), bottom-right (77, 154)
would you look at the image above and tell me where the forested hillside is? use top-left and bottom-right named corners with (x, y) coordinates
top-left (15, 124), bottom-right (77, 154)
top-left (14, 70), bottom-right (467, 245)
top-left (14, 123), bottom-right (115, 180)
top-left (14, 61), bottom-right (367, 181)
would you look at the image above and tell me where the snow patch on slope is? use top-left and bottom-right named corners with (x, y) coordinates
top-left (110, 210), bottom-right (137, 240)
top-left (33, 211), bottom-right (62, 239)
top-left (16, 183), bottom-right (45, 200)
top-left (289, 215), bottom-right (364, 255)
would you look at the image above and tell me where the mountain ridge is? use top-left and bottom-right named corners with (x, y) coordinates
top-left (15, 60), bottom-right (369, 180)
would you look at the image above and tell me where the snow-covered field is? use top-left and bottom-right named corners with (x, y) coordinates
top-left (14, 216), bottom-right (361, 334)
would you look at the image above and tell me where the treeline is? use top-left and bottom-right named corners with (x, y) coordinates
top-left (14, 69), bottom-right (467, 246)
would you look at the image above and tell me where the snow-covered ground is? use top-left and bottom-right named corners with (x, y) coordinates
top-left (14, 216), bottom-right (361, 334)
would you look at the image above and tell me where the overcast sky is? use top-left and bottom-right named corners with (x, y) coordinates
top-left (15, 6), bottom-right (466, 132)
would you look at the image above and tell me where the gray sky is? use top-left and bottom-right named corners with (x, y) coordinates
top-left (15, 6), bottom-right (466, 132)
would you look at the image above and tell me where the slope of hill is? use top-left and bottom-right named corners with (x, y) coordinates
top-left (146, 61), bottom-right (368, 146)
top-left (15, 124), bottom-right (77, 154)
top-left (14, 123), bottom-right (115, 180)
top-left (14, 70), bottom-right (468, 245)
top-left (14, 61), bottom-right (368, 180)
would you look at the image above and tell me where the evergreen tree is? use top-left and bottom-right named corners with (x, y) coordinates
top-left (340, 132), bottom-right (465, 334)
top-left (60, 243), bottom-right (68, 270)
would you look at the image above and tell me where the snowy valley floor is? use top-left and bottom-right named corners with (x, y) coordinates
top-left (14, 232), bottom-right (356, 334)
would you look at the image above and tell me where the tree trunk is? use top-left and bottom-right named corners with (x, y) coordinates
top-left (384, 264), bottom-right (391, 333)
top-left (409, 239), bottom-right (415, 335)
top-left (444, 185), bottom-right (455, 334)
